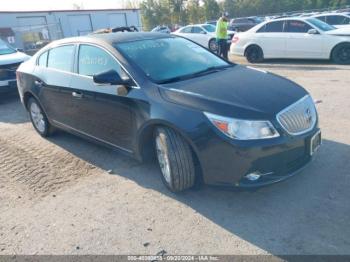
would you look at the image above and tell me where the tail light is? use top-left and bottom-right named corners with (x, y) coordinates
top-left (232, 36), bottom-right (239, 43)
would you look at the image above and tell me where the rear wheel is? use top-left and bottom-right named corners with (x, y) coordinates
top-left (332, 43), bottom-right (350, 65)
top-left (245, 45), bottom-right (264, 63)
top-left (154, 127), bottom-right (195, 192)
top-left (27, 98), bottom-right (52, 137)
top-left (209, 39), bottom-right (218, 52)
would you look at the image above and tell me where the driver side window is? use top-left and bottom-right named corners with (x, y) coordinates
top-left (78, 45), bottom-right (127, 78)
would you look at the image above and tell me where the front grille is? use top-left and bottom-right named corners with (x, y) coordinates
top-left (277, 95), bottom-right (317, 135)
top-left (0, 62), bottom-right (20, 81)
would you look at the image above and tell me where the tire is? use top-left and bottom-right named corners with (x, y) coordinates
top-left (154, 127), bottom-right (195, 192)
top-left (209, 39), bottom-right (218, 52)
top-left (245, 45), bottom-right (264, 63)
top-left (27, 97), bottom-right (52, 137)
top-left (331, 43), bottom-right (350, 65)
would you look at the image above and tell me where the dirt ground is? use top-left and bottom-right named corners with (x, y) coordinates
top-left (0, 56), bottom-right (350, 256)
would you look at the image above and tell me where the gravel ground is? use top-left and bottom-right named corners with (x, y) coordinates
top-left (0, 56), bottom-right (349, 256)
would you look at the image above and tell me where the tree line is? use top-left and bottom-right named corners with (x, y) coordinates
top-left (139, 0), bottom-right (350, 30)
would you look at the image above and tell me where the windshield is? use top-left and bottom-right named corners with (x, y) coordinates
top-left (307, 18), bottom-right (336, 31)
top-left (202, 24), bottom-right (216, 32)
top-left (0, 40), bottom-right (16, 55)
top-left (115, 37), bottom-right (230, 83)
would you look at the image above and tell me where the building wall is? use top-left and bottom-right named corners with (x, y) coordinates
top-left (0, 9), bottom-right (141, 50)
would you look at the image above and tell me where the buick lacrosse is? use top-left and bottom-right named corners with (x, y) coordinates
top-left (16, 32), bottom-right (321, 192)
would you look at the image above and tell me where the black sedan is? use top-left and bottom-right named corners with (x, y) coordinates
top-left (16, 32), bottom-right (321, 192)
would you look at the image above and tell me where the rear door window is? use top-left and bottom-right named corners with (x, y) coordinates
top-left (47, 45), bottom-right (75, 72)
top-left (265, 21), bottom-right (284, 32)
top-left (192, 27), bottom-right (205, 33)
top-left (180, 27), bottom-right (192, 33)
top-left (258, 21), bottom-right (284, 33)
top-left (285, 20), bottom-right (312, 33)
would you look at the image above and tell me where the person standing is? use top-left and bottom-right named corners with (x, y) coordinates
top-left (216, 12), bottom-right (229, 60)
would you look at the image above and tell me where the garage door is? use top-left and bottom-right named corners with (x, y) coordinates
top-left (108, 13), bottom-right (127, 28)
top-left (17, 16), bottom-right (47, 27)
top-left (68, 15), bottom-right (93, 36)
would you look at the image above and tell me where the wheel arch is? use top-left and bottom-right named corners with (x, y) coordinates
top-left (23, 91), bottom-right (38, 109)
top-left (136, 120), bottom-right (203, 181)
top-left (330, 41), bottom-right (350, 59)
top-left (208, 38), bottom-right (217, 50)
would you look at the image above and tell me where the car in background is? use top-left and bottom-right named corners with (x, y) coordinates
top-left (230, 17), bottom-right (263, 32)
top-left (172, 24), bottom-right (235, 52)
top-left (0, 39), bottom-right (30, 94)
top-left (206, 20), bottom-right (236, 31)
top-left (16, 32), bottom-right (321, 192)
top-left (230, 17), bottom-right (350, 64)
top-left (312, 13), bottom-right (350, 28)
top-left (151, 25), bottom-right (171, 34)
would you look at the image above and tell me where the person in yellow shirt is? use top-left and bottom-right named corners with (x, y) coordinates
top-left (216, 12), bottom-right (229, 60)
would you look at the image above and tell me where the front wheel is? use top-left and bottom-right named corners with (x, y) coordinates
top-left (245, 45), bottom-right (264, 63)
top-left (332, 43), bottom-right (350, 65)
top-left (27, 97), bottom-right (52, 137)
top-left (154, 127), bottom-right (195, 192)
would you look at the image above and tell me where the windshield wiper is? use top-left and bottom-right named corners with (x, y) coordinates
top-left (158, 65), bottom-right (231, 84)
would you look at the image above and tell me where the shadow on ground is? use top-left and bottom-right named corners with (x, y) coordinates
top-left (47, 127), bottom-right (350, 255)
top-left (0, 93), bottom-right (29, 124)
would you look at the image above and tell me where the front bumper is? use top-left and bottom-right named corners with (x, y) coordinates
top-left (0, 79), bottom-right (17, 93)
top-left (196, 127), bottom-right (321, 188)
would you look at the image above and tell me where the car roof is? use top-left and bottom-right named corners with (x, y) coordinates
top-left (270, 17), bottom-right (308, 22)
top-left (46, 32), bottom-right (171, 47)
top-left (313, 13), bottom-right (348, 17)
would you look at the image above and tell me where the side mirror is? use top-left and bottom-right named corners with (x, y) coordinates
top-left (199, 31), bottom-right (207, 34)
top-left (93, 69), bottom-right (131, 86)
top-left (16, 48), bottom-right (24, 52)
top-left (307, 29), bottom-right (319, 35)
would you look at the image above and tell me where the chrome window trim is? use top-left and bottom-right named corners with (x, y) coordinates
top-left (276, 95), bottom-right (317, 136)
top-left (35, 42), bottom-right (140, 89)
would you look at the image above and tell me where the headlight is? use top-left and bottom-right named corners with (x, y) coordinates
top-left (204, 112), bottom-right (279, 140)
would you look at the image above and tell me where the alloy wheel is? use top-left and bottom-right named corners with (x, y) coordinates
top-left (155, 135), bottom-right (171, 184)
top-left (30, 102), bottom-right (46, 133)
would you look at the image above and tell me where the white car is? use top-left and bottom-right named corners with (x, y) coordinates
top-left (172, 24), bottom-right (235, 52)
top-left (312, 13), bottom-right (350, 28)
top-left (0, 39), bottom-right (30, 93)
top-left (230, 17), bottom-right (350, 64)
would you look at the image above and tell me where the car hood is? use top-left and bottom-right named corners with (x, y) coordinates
top-left (0, 51), bottom-right (31, 66)
top-left (158, 65), bottom-right (308, 119)
top-left (325, 27), bottom-right (350, 36)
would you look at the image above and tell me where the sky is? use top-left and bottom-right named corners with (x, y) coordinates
top-left (0, 0), bottom-right (129, 11)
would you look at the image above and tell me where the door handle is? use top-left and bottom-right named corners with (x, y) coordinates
top-left (72, 91), bottom-right (83, 99)
top-left (34, 80), bottom-right (43, 87)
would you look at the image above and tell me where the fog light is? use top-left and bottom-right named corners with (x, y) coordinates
top-left (245, 172), bottom-right (261, 181)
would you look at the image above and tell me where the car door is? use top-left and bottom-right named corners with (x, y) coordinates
top-left (34, 44), bottom-right (76, 126)
top-left (255, 20), bottom-right (286, 58)
top-left (191, 26), bottom-right (209, 47)
top-left (284, 20), bottom-right (325, 59)
top-left (68, 44), bottom-right (136, 151)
